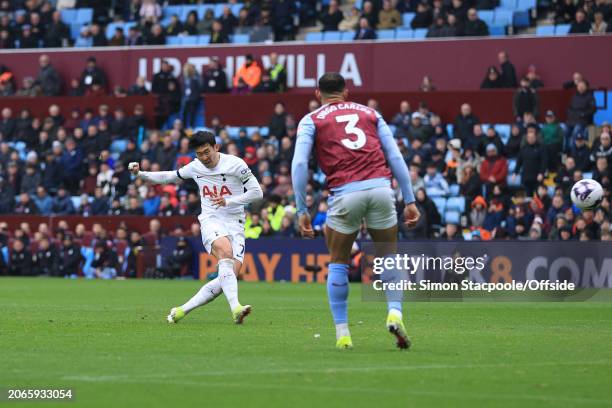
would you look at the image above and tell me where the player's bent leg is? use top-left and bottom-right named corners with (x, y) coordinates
top-left (166, 277), bottom-right (224, 323)
top-left (211, 237), bottom-right (251, 324)
top-left (368, 226), bottom-right (411, 349)
top-left (325, 225), bottom-right (358, 349)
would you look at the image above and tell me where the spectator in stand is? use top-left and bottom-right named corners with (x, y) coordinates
top-left (34, 54), bottom-right (61, 96)
top-left (480, 66), bottom-right (503, 88)
top-left (423, 162), bottom-right (449, 196)
top-left (555, 0), bottom-right (577, 24)
top-left (44, 11), bottom-right (70, 47)
top-left (339, 7), bottom-right (360, 31)
top-left (267, 52), bottom-right (287, 92)
top-left (128, 76), bottom-right (149, 96)
top-left (233, 54), bottom-right (262, 90)
top-left (152, 60), bottom-right (178, 95)
top-left (271, 0), bottom-right (298, 41)
top-left (202, 57), bottom-right (228, 94)
top-left (378, 0), bottom-right (402, 29)
top-left (593, 156), bottom-right (610, 188)
top-left (166, 14), bottom-right (183, 36)
top-left (33, 236), bottom-right (59, 276)
top-left (145, 24), bottom-right (165, 46)
top-left (155, 136), bottom-right (178, 171)
top-left (454, 103), bottom-right (479, 143)
top-left (139, 0), bottom-right (161, 24)
top-left (79, 57), bottom-right (107, 94)
top-left (565, 80), bottom-right (596, 152)
top-left (126, 26), bottom-right (144, 46)
top-left (411, 2), bottom-right (432, 29)
top-left (563, 72), bottom-right (584, 90)
top-left (33, 186), bottom-right (53, 215)
top-left (591, 130), bottom-right (612, 165)
top-left (180, 63), bottom-right (202, 128)
top-left (513, 126), bottom-right (547, 196)
top-left (497, 51), bottom-right (517, 88)
top-left (19, 25), bottom-right (39, 49)
top-left (197, 9), bottom-right (215, 35)
top-left (540, 110), bottom-right (563, 171)
top-left (52, 186), bottom-right (75, 215)
top-left (590, 11), bottom-right (608, 34)
top-left (109, 27), bottom-right (125, 46)
top-left (15, 192), bottom-right (38, 214)
top-left (450, 0), bottom-right (469, 21)
top-left (90, 24), bottom-right (108, 47)
top-left (569, 9), bottom-right (591, 33)
top-left (513, 77), bottom-right (540, 119)
top-left (21, 163), bottom-right (41, 195)
top-left (360, 1), bottom-right (378, 28)
top-left (354, 17), bottom-right (377, 40)
top-left (479, 144), bottom-right (508, 197)
top-left (426, 15), bottom-right (448, 37)
top-left (525, 65), bottom-right (544, 89)
top-left (182, 11), bottom-right (199, 36)
top-left (8, 239), bottom-right (32, 276)
top-left (571, 133), bottom-right (592, 171)
top-left (320, 0), bottom-right (344, 31)
top-left (90, 241), bottom-right (119, 279)
top-left (391, 100), bottom-right (412, 139)
top-left (210, 21), bottom-right (230, 44)
top-left (268, 102), bottom-right (288, 138)
top-left (60, 138), bottom-right (83, 194)
top-left (58, 235), bottom-right (83, 278)
top-left (464, 8), bottom-right (489, 36)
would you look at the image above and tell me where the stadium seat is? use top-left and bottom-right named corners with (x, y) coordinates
top-left (444, 210), bottom-right (461, 225)
top-left (197, 35), bottom-right (211, 44)
top-left (490, 25), bottom-right (506, 36)
top-left (536, 25), bottom-right (555, 36)
top-left (499, 0), bottom-right (517, 9)
top-left (507, 158), bottom-right (517, 173)
top-left (413, 28), bottom-right (427, 38)
top-left (259, 127), bottom-right (269, 137)
top-left (322, 31), bottom-right (342, 41)
top-left (446, 197), bottom-right (466, 213)
top-left (106, 22), bottom-right (123, 39)
top-left (479, 10), bottom-right (495, 25)
top-left (449, 184), bottom-right (461, 197)
top-left (246, 126), bottom-right (259, 136)
top-left (75, 8), bottom-right (93, 24)
top-left (110, 140), bottom-right (128, 154)
top-left (1, 246), bottom-right (8, 264)
top-left (181, 35), bottom-right (199, 45)
top-left (433, 197), bottom-right (446, 214)
top-left (232, 34), bottom-right (250, 43)
top-left (395, 28), bottom-right (413, 39)
top-left (377, 29), bottom-right (395, 39)
top-left (214, 4), bottom-right (226, 17)
top-left (493, 10), bottom-right (513, 26)
top-left (181, 5), bottom-right (200, 21)
top-left (74, 37), bottom-right (92, 47)
top-left (494, 124), bottom-right (511, 139)
top-left (513, 11), bottom-right (530, 27)
top-left (166, 36), bottom-right (182, 45)
top-left (230, 4), bottom-right (243, 17)
top-left (555, 24), bottom-right (571, 35)
top-left (227, 127), bottom-right (240, 139)
top-left (402, 13), bottom-right (415, 27)
top-left (507, 173), bottom-right (521, 187)
top-left (340, 31), bottom-right (355, 41)
top-left (163, 5), bottom-right (183, 18)
top-left (81, 247), bottom-right (94, 278)
top-left (60, 9), bottom-right (78, 25)
top-left (70, 196), bottom-right (81, 211)
top-left (426, 187), bottom-right (446, 198)
top-left (516, 0), bottom-right (536, 11)
top-left (547, 186), bottom-right (556, 197)
top-left (583, 172), bottom-right (593, 179)
top-left (70, 23), bottom-right (83, 40)
top-left (305, 32), bottom-right (323, 42)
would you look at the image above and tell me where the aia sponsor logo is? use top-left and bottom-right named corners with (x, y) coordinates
top-left (202, 185), bottom-right (232, 197)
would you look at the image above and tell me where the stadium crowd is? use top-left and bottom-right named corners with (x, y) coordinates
top-left (0, 0), bottom-right (609, 52)
top-left (0, 47), bottom-right (611, 277)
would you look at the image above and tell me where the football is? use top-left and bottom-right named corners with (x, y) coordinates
top-left (570, 179), bottom-right (604, 210)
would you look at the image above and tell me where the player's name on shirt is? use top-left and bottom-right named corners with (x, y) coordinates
top-left (314, 102), bottom-right (374, 120)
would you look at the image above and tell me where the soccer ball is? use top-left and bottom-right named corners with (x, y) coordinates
top-left (570, 179), bottom-right (604, 210)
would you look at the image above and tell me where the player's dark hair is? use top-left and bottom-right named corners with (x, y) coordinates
top-left (318, 72), bottom-right (346, 95)
top-left (189, 131), bottom-right (216, 150)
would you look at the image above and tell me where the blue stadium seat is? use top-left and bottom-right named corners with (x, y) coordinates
top-left (246, 126), bottom-right (259, 136)
top-left (499, 0), bottom-right (517, 9)
top-left (446, 124), bottom-right (454, 136)
top-left (449, 184), bottom-right (461, 197)
top-left (547, 186), bottom-right (556, 197)
top-left (259, 127), bottom-right (269, 137)
top-left (395, 28), bottom-right (413, 39)
top-left (583, 172), bottom-right (593, 179)
top-left (536, 25), bottom-right (555, 36)
top-left (181, 35), bottom-right (199, 45)
top-left (214, 4), bottom-right (226, 17)
top-left (507, 158), bottom-right (517, 173)
top-left (74, 37), bottom-right (92, 47)
top-left (60, 9), bottom-right (78, 25)
top-left (444, 210), bottom-right (461, 225)
top-left (490, 25), bottom-right (506, 36)
top-left (81, 247), bottom-right (94, 277)
top-left (106, 22), bottom-right (123, 39)
top-left (513, 11), bottom-right (530, 27)
top-left (70, 196), bottom-right (81, 211)
top-left (323, 31), bottom-right (342, 41)
top-left (1, 246), bottom-right (7, 264)
top-left (70, 23), bottom-right (83, 40)
top-left (231, 34), bottom-right (250, 43)
top-left (494, 124), bottom-right (511, 138)
top-left (197, 35), bottom-right (211, 44)
top-left (433, 197), bottom-right (446, 214)
top-left (227, 127), bottom-right (240, 139)
top-left (75, 8), bottom-right (93, 24)
top-left (339, 31), bottom-right (354, 41)
top-left (446, 197), bottom-right (466, 213)
top-left (402, 13), bottom-right (415, 27)
top-left (163, 5), bottom-right (183, 18)
top-left (230, 4), bottom-right (243, 17)
top-left (166, 36), bottom-right (182, 45)
top-left (555, 24), bottom-right (571, 35)
top-left (413, 28), bottom-right (427, 38)
top-left (516, 0), bottom-right (536, 11)
top-left (377, 29), bottom-right (395, 39)
top-left (479, 10), bottom-right (495, 25)
top-left (110, 140), bottom-right (128, 154)
top-left (305, 32), bottom-right (323, 42)
top-left (426, 187), bottom-right (446, 198)
top-left (507, 173), bottom-right (521, 187)
top-left (493, 10), bottom-right (513, 26)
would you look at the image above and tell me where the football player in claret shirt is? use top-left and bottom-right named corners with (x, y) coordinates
top-left (129, 131), bottom-right (263, 324)
top-left (292, 73), bottom-right (420, 350)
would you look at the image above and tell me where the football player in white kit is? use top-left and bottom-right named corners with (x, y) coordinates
top-left (128, 131), bottom-right (263, 324)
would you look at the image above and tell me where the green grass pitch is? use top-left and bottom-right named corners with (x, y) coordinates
top-left (1, 278), bottom-right (612, 408)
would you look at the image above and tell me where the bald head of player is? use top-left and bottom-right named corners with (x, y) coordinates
top-left (316, 72), bottom-right (349, 104)
top-left (189, 130), bottom-right (220, 168)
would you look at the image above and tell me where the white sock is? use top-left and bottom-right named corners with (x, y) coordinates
top-left (217, 259), bottom-right (240, 310)
top-left (335, 323), bottom-right (351, 340)
top-left (181, 278), bottom-right (222, 313)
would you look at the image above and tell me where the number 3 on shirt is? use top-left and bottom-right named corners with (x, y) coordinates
top-left (336, 114), bottom-right (366, 150)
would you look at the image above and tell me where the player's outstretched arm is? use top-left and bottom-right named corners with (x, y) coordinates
top-left (225, 176), bottom-right (264, 206)
top-left (291, 116), bottom-right (316, 238)
top-left (128, 162), bottom-right (182, 185)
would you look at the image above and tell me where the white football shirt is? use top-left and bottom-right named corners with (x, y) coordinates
top-left (177, 153), bottom-right (253, 218)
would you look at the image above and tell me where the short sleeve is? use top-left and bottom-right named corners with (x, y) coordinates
top-left (233, 157), bottom-right (253, 184)
top-left (177, 159), bottom-right (196, 180)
